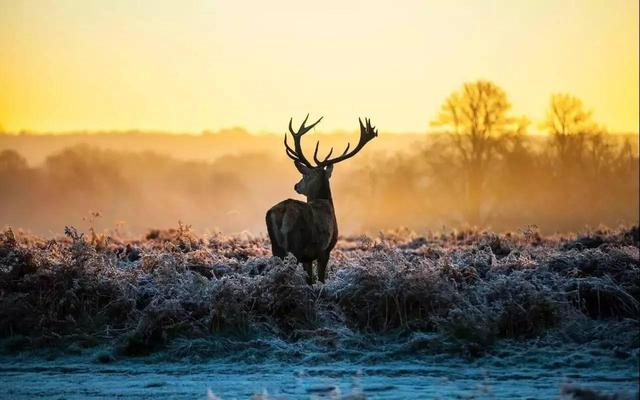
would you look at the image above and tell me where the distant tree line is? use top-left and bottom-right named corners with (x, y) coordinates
top-left (337, 80), bottom-right (637, 232)
top-left (0, 80), bottom-right (637, 235)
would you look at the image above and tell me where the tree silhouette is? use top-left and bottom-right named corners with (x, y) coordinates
top-left (431, 80), bottom-right (527, 224)
top-left (542, 93), bottom-right (601, 170)
top-left (544, 93), bottom-right (596, 135)
top-left (0, 150), bottom-right (28, 171)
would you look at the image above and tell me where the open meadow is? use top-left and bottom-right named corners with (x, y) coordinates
top-left (1, 225), bottom-right (638, 398)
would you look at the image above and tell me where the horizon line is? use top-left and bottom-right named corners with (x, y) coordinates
top-left (1, 128), bottom-right (638, 137)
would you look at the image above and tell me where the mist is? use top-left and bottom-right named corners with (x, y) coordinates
top-left (1, 130), bottom-right (637, 237)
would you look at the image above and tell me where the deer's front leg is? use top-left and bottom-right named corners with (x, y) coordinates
top-left (317, 252), bottom-right (330, 283)
top-left (302, 262), bottom-right (314, 285)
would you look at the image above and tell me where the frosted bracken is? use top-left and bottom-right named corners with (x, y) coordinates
top-left (0, 225), bottom-right (638, 399)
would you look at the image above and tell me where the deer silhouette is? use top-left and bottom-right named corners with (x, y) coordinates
top-left (266, 115), bottom-right (378, 284)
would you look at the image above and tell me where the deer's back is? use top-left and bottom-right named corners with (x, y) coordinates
top-left (266, 199), bottom-right (337, 262)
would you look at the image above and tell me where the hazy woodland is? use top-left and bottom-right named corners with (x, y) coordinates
top-left (0, 129), bottom-right (637, 237)
top-left (2, 81), bottom-right (637, 237)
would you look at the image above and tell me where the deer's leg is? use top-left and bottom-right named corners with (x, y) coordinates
top-left (317, 253), bottom-right (330, 283)
top-left (302, 262), bottom-right (314, 285)
top-left (270, 242), bottom-right (286, 258)
top-left (266, 211), bottom-right (287, 258)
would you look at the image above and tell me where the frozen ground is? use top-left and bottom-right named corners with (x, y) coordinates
top-left (0, 226), bottom-right (638, 398)
top-left (1, 340), bottom-right (637, 399)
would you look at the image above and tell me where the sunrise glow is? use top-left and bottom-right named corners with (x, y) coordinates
top-left (0, 0), bottom-right (637, 133)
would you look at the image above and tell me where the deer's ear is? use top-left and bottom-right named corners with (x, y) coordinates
top-left (294, 161), bottom-right (309, 175)
top-left (324, 164), bottom-right (333, 178)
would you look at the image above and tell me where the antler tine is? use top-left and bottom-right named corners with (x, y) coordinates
top-left (284, 135), bottom-right (300, 162)
top-left (289, 114), bottom-right (323, 136)
top-left (288, 117), bottom-right (296, 136)
top-left (340, 142), bottom-right (351, 156)
top-left (314, 117), bottom-right (378, 167)
top-left (284, 115), bottom-right (323, 167)
top-left (363, 117), bottom-right (377, 140)
top-left (299, 113), bottom-right (310, 132)
top-left (313, 141), bottom-right (334, 165)
top-left (301, 115), bottom-right (323, 134)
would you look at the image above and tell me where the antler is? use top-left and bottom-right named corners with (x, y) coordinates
top-left (284, 116), bottom-right (378, 168)
top-left (313, 118), bottom-right (378, 167)
top-left (284, 114), bottom-right (323, 167)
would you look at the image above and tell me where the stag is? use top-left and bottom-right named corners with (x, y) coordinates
top-left (266, 115), bottom-right (378, 284)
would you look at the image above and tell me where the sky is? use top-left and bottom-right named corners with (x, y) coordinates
top-left (0, 0), bottom-right (638, 134)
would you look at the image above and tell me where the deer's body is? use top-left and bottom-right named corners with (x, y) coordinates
top-left (266, 198), bottom-right (337, 282)
top-left (266, 115), bottom-right (377, 284)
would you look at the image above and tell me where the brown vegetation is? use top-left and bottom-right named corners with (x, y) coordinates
top-left (0, 226), bottom-right (637, 358)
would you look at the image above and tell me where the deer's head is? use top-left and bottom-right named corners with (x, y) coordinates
top-left (292, 161), bottom-right (333, 198)
top-left (284, 115), bottom-right (378, 200)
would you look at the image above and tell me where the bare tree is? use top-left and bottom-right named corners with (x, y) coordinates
top-left (431, 80), bottom-right (526, 224)
top-left (543, 93), bottom-right (616, 180)
top-left (541, 93), bottom-right (628, 223)
top-left (544, 93), bottom-right (595, 135)
top-left (542, 93), bottom-right (600, 168)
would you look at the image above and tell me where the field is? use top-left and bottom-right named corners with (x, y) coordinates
top-left (0, 225), bottom-right (638, 399)
top-left (2, 0), bottom-right (639, 398)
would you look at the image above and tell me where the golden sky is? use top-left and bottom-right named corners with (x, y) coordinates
top-left (0, 0), bottom-right (638, 133)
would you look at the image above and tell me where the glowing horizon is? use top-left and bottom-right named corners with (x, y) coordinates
top-left (1, 0), bottom-right (638, 134)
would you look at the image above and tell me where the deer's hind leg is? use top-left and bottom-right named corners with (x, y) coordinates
top-left (303, 262), bottom-right (315, 285)
top-left (317, 252), bottom-right (330, 283)
top-left (270, 243), bottom-right (286, 258)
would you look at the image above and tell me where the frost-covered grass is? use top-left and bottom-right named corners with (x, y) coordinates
top-left (0, 225), bottom-right (638, 360)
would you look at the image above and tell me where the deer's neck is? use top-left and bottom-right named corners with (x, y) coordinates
top-left (307, 180), bottom-right (333, 203)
